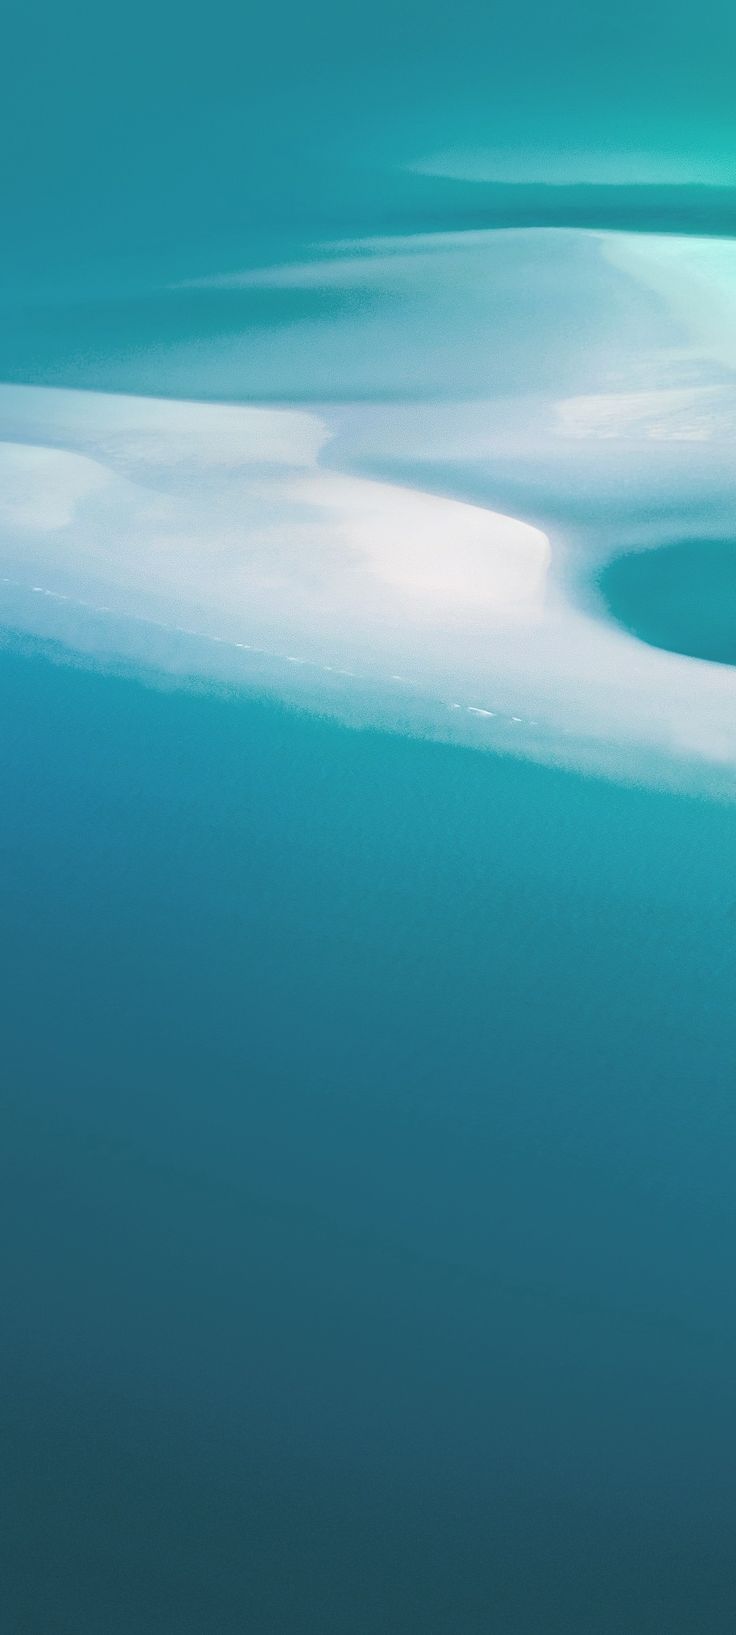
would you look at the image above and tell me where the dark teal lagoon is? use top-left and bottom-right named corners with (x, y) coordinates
top-left (3, 639), bottom-right (736, 1631)
top-left (600, 539), bottom-right (736, 667)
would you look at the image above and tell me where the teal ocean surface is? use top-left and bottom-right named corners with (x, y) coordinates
top-left (3, 637), bottom-right (736, 1630)
top-left (3, 0), bottom-right (736, 1624)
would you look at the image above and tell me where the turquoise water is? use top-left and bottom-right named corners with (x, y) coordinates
top-left (3, 636), bottom-right (736, 1630)
top-left (3, 0), bottom-right (736, 381)
top-left (600, 539), bottom-right (736, 667)
top-left (4, 0), bottom-right (736, 1621)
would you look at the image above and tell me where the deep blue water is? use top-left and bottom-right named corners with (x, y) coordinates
top-left (3, 638), bottom-right (736, 1631)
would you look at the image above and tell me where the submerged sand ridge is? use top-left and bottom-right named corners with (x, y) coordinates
top-left (1, 227), bottom-right (736, 786)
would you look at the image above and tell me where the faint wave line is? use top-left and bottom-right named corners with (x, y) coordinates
top-left (1, 575), bottom-right (540, 734)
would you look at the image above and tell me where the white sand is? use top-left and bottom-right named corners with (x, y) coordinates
top-left (1, 227), bottom-right (735, 789)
